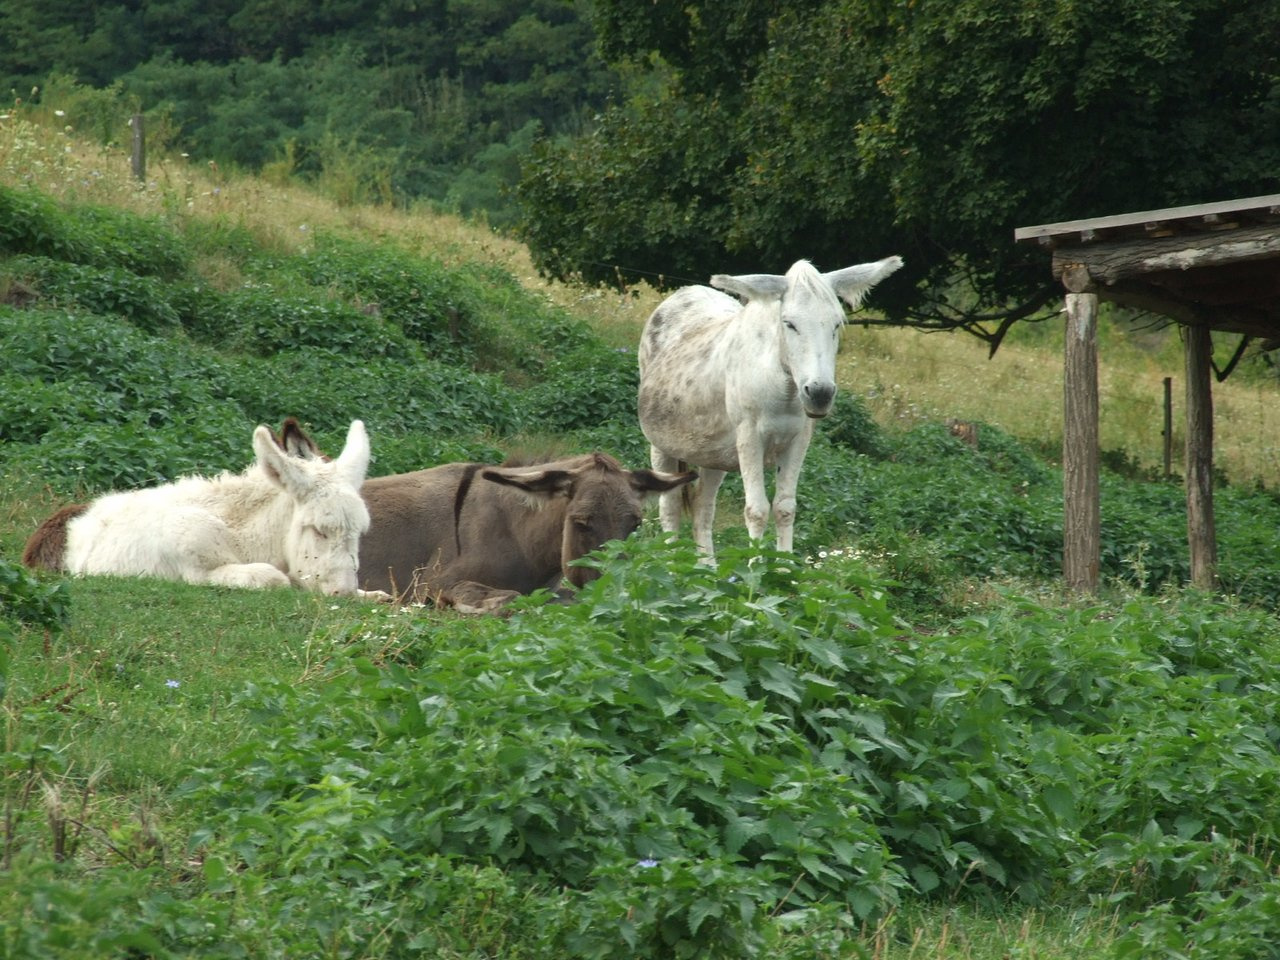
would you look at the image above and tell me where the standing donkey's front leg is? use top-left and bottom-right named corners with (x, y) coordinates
top-left (770, 423), bottom-right (816, 554)
top-left (735, 423), bottom-right (773, 546)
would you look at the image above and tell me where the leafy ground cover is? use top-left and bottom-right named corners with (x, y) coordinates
top-left (7, 540), bottom-right (1280, 957)
top-left (5, 172), bottom-right (1280, 957)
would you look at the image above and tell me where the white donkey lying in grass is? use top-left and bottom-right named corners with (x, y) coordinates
top-left (24, 419), bottom-right (383, 597)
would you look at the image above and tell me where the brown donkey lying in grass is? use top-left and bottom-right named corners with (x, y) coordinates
top-left (266, 419), bottom-right (698, 613)
top-left (358, 452), bottom-right (696, 613)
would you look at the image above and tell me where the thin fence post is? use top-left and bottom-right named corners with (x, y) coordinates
top-left (1162, 376), bottom-right (1172, 479)
top-left (130, 113), bottom-right (145, 182)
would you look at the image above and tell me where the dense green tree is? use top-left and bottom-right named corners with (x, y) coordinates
top-left (0, 0), bottom-right (619, 223)
top-left (518, 0), bottom-right (1280, 344)
top-left (0, 0), bottom-right (147, 88)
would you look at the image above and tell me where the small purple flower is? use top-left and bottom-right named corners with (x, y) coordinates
top-left (636, 858), bottom-right (659, 868)
top-left (165, 679), bottom-right (181, 689)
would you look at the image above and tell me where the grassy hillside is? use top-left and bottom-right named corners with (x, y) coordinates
top-left (6, 100), bottom-right (1280, 959)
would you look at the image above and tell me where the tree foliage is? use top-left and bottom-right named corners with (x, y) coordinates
top-left (517, 0), bottom-right (1280, 345)
top-left (0, 0), bottom-right (618, 225)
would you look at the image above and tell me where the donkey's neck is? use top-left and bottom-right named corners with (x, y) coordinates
top-left (196, 468), bottom-right (296, 567)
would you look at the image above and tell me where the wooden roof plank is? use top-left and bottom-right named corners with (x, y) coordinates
top-left (1014, 193), bottom-right (1280, 243)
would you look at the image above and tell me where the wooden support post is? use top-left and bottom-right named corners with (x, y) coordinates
top-left (130, 113), bottom-right (145, 182)
top-left (1162, 376), bottom-right (1173, 480)
top-left (1184, 324), bottom-right (1217, 589)
top-left (1062, 276), bottom-right (1100, 593)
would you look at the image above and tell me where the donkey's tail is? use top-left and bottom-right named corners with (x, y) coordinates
top-left (21, 503), bottom-right (88, 572)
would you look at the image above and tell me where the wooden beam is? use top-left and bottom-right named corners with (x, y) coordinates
top-left (1050, 224), bottom-right (1280, 285)
top-left (1063, 291), bottom-right (1100, 593)
top-left (1100, 285), bottom-right (1280, 339)
top-left (1184, 324), bottom-right (1217, 589)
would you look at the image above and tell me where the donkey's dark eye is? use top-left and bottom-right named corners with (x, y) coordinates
top-left (784, 321), bottom-right (798, 332)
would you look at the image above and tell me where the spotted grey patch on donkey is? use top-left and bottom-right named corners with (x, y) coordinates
top-left (638, 256), bottom-right (904, 559)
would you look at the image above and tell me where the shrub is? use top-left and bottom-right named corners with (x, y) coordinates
top-left (286, 234), bottom-right (592, 377)
top-left (0, 185), bottom-right (187, 276)
top-left (172, 543), bottom-right (1280, 955)
top-left (0, 307), bottom-right (253, 489)
top-left (524, 342), bottom-right (640, 431)
top-left (8, 409), bottom-right (253, 491)
top-left (179, 543), bottom-right (913, 957)
top-left (188, 283), bottom-right (417, 359)
top-left (218, 351), bottom-right (524, 445)
top-left (0, 373), bottom-right (114, 445)
top-left (795, 431), bottom-right (1062, 584)
top-left (0, 558), bottom-right (70, 633)
top-left (822, 393), bottom-right (888, 458)
top-left (285, 235), bottom-right (490, 365)
top-left (5, 255), bottom-right (182, 333)
top-left (0, 862), bottom-right (172, 959)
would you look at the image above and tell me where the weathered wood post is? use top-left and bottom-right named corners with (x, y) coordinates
top-left (1017, 194), bottom-right (1280, 597)
top-left (1061, 263), bottom-right (1100, 592)
top-left (1183, 324), bottom-right (1217, 588)
top-left (1162, 376), bottom-right (1173, 480)
top-left (129, 113), bottom-right (145, 182)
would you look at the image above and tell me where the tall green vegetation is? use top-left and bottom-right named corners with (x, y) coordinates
top-left (9, 537), bottom-right (1280, 956)
top-left (0, 0), bottom-right (617, 223)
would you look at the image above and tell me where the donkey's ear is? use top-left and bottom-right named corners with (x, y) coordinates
top-left (253, 424), bottom-right (295, 490)
top-left (630, 468), bottom-right (697, 496)
top-left (482, 466), bottom-right (574, 500)
top-left (278, 418), bottom-right (327, 460)
top-left (825, 256), bottom-right (904, 310)
top-left (333, 420), bottom-right (371, 488)
top-left (710, 273), bottom-right (789, 303)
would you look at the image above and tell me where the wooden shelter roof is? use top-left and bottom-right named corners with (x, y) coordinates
top-left (1014, 194), bottom-right (1280, 340)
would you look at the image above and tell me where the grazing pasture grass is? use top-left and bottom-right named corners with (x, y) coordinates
top-left (862, 903), bottom-right (1119, 959)
top-left (7, 573), bottom-right (397, 793)
top-left (8, 92), bottom-right (1280, 491)
top-left (842, 317), bottom-right (1280, 490)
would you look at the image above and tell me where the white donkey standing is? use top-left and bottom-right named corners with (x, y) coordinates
top-left (638, 256), bottom-right (903, 558)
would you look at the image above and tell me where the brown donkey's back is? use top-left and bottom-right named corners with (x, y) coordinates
top-left (21, 503), bottom-right (89, 572)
